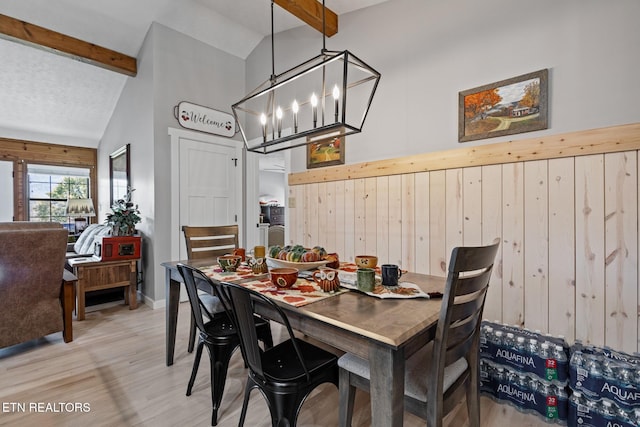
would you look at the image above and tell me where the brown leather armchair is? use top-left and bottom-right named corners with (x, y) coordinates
top-left (0, 222), bottom-right (72, 348)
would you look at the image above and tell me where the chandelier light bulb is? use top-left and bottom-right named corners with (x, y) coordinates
top-left (292, 100), bottom-right (299, 132)
top-left (333, 85), bottom-right (340, 122)
top-left (311, 93), bottom-right (318, 128)
top-left (260, 113), bottom-right (267, 141)
top-left (276, 107), bottom-right (283, 137)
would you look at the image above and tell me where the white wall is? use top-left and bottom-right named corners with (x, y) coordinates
top-left (259, 171), bottom-right (286, 206)
top-left (99, 23), bottom-right (246, 303)
top-left (150, 24), bottom-right (245, 304)
top-left (98, 24), bottom-right (155, 297)
top-left (245, 0), bottom-right (640, 172)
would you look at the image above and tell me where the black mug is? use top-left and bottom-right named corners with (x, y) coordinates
top-left (381, 264), bottom-right (402, 287)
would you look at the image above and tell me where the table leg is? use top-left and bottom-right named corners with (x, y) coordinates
top-left (369, 345), bottom-right (404, 427)
top-left (166, 272), bottom-right (181, 366)
top-left (128, 260), bottom-right (138, 309)
top-left (61, 279), bottom-right (75, 342)
top-left (76, 269), bottom-right (85, 321)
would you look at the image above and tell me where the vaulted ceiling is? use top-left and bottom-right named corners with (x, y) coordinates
top-left (0, 0), bottom-right (388, 148)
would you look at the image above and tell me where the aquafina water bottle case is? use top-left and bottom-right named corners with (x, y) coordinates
top-left (480, 321), bottom-right (570, 385)
top-left (569, 342), bottom-right (640, 412)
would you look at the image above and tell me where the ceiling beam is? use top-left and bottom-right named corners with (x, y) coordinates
top-left (274, 0), bottom-right (338, 37)
top-left (0, 14), bottom-right (137, 77)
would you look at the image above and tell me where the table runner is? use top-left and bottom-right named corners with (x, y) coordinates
top-left (197, 264), bottom-right (347, 307)
top-left (199, 264), bottom-right (258, 282)
top-left (235, 277), bottom-right (348, 307)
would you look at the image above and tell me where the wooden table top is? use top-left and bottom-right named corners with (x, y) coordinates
top-left (162, 259), bottom-right (446, 350)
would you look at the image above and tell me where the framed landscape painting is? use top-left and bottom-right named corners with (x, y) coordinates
top-left (458, 69), bottom-right (548, 142)
top-left (306, 135), bottom-right (344, 168)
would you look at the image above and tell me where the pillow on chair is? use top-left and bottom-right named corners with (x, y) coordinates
top-left (73, 224), bottom-right (111, 255)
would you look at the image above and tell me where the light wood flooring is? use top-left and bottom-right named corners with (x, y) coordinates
top-left (1, 301), bottom-right (547, 426)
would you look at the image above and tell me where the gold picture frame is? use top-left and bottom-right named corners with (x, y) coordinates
top-left (306, 135), bottom-right (344, 169)
top-left (459, 69), bottom-right (548, 142)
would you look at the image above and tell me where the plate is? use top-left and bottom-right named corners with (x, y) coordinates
top-left (266, 256), bottom-right (329, 271)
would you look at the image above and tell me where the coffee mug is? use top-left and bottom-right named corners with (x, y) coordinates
top-left (356, 268), bottom-right (376, 293)
top-left (381, 264), bottom-right (402, 287)
top-left (254, 245), bottom-right (266, 259)
top-left (233, 248), bottom-right (246, 262)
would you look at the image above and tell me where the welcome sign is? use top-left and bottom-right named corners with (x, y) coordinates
top-left (174, 101), bottom-right (235, 137)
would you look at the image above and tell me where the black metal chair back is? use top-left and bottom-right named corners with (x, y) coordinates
top-left (177, 264), bottom-right (272, 426)
top-left (220, 281), bottom-right (338, 427)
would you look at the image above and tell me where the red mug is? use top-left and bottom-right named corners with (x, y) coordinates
top-left (233, 248), bottom-right (246, 262)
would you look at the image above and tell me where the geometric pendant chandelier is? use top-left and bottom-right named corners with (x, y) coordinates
top-left (232, 1), bottom-right (381, 155)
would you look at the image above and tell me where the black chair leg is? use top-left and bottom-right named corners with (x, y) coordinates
top-left (188, 316), bottom-right (197, 353)
top-left (206, 342), bottom-right (237, 426)
top-left (187, 340), bottom-right (204, 396)
top-left (239, 378), bottom-right (257, 427)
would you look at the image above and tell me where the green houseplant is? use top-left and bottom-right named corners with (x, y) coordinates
top-left (106, 187), bottom-right (141, 236)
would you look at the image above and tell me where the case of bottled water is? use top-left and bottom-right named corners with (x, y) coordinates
top-left (567, 391), bottom-right (637, 427)
top-left (569, 341), bottom-right (640, 412)
top-left (480, 359), bottom-right (569, 423)
top-left (480, 320), bottom-right (570, 385)
top-left (481, 322), bottom-right (640, 425)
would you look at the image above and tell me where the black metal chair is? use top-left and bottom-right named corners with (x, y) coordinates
top-left (338, 242), bottom-right (500, 427)
top-left (177, 264), bottom-right (273, 426)
top-left (219, 281), bottom-right (339, 427)
top-left (182, 225), bottom-right (240, 353)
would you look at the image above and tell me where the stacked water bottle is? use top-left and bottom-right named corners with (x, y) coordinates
top-left (568, 341), bottom-right (640, 427)
top-left (479, 320), bottom-right (570, 424)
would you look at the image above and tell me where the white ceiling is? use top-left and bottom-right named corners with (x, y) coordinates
top-left (0, 0), bottom-right (388, 148)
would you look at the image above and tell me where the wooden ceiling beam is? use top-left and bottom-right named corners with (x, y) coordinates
top-left (0, 14), bottom-right (137, 77)
top-left (274, 0), bottom-right (338, 37)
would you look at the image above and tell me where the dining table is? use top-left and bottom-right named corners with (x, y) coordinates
top-left (161, 258), bottom-right (446, 427)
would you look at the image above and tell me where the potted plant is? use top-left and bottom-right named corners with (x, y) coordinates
top-left (106, 187), bottom-right (141, 236)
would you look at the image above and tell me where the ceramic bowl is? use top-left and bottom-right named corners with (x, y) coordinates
top-left (218, 255), bottom-right (242, 272)
top-left (269, 267), bottom-right (299, 288)
top-left (355, 255), bottom-right (378, 269)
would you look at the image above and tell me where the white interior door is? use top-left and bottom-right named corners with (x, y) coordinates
top-left (0, 161), bottom-right (13, 222)
top-left (178, 138), bottom-right (239, 260)
top-left (169, 127), bottom-right (243, 263)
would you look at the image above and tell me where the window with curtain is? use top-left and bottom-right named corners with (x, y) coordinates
top-left (28, 164), bottom-right (90, 229)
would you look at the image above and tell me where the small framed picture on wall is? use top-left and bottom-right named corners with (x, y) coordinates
top-left (306, 135), bottom-right (344, 169)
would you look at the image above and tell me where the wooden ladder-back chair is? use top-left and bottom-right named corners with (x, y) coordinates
top-left (182, 225), bottom-right (239, 260)
top-left (338, 241), bottom-right (499, 427)
top-left (182, 225), bottom-right (239, 353)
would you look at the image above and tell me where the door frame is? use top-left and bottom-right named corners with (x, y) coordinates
top-left (168, 127), bottom-right (244, 261)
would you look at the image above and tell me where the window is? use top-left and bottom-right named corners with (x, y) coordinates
top-left (28, 164), bottom-right (91, 229)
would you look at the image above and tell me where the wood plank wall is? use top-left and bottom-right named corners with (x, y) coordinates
top-left (287, 123), bottom-right (640, 352)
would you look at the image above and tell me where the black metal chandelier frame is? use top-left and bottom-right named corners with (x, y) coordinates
top-left (231, 0), bottom-right (381, 154)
